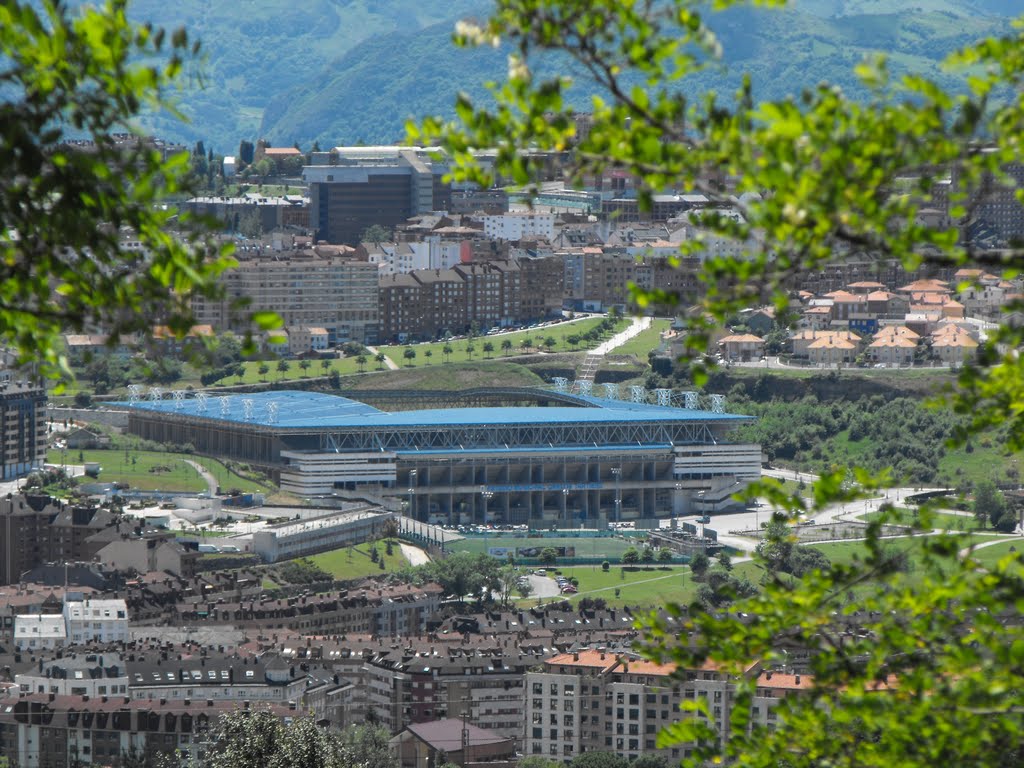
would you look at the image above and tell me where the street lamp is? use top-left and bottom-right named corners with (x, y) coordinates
top-left (480, 485), bottom-right (493, 525)
top-left (673, 482), bottom-right (682, 530)
top-left (408, 469), bottom-right (418, 522)
top-left (610, 467), bottom-right (622, 525)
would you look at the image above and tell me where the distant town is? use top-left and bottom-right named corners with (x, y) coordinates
top-left (1, 129), bottom-right (1023, 768)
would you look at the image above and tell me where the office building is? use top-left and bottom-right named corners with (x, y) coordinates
top-left (304, 147), bottom-right (450, 245)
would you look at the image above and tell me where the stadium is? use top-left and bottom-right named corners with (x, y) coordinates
top-left (122, 388), bottom-right (761, 527)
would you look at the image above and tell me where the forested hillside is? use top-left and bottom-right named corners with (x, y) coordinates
top-left (98, 0), bottom-right (1017, 151)
top-left (119, 0), bottom-right (487, 150)
top-left (260, 2), bottom-right (1013, 148)
top-left (731, 391), bottom-right (1021, 488)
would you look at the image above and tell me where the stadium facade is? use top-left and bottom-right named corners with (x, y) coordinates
top-left (122, 390), bottom-right (761, 526)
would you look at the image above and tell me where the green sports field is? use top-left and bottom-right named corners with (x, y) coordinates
top-left (447, 535), bottom-right (636, 560)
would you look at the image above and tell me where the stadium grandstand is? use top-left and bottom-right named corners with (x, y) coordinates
top-left (121, 388), bottom-right (761, 527)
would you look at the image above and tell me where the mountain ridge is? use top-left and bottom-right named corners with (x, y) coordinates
top-left (98, 1), bottom-right (1019, 151)
top-left (259, 3), bottom-right (1014, 148)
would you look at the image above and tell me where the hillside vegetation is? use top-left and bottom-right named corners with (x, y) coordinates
top-left (64, 0), bottom-right (1015, 151)
top-left (733, 393), bottom-right (1023, 488)
top-left (262, 3), bottom-right (1012, 147)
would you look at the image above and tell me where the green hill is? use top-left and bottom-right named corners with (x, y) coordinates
top-left (64, 1), bottom-right (1018, 151)
top-left (119, 0), bottom-right (488, 151)
top-left (259, 3), bottom-right (1013, 147)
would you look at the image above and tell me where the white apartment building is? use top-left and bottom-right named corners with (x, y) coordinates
top-left (63, 599), bottom-right (129, 645)
top-left (13, 614), bottom-right (66, 651)
top-left (483, 212), bottom-right (555, 241)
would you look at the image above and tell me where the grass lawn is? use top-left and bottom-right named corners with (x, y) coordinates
top-left (306, 540), bottom-right (408, 580)
top-left (808, 537), bottom-right (925, 567)
top-left (376, 317), bottom-right (628, 366)
top-left (187, 455), bottom-right (274, 494)
top-left (449, 535), bottom-right (636, 560)
top-left (47, 448), bottom-right (208, 492)
top-left (608, 319), bottom-right (672, 358)
top-left (211, 356), bottom-right (366, 386)
top-left (967, 538), bottom-right (1024, 570)
top-left (858, 507), bottom-right (983, 531)
top-left (345, 361), bottom-right (545, 391)
top-left (529, 562), bottom-right (763, 609)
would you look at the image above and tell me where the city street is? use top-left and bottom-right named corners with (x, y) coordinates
top-left (689, 479), bottom-right (955, 553)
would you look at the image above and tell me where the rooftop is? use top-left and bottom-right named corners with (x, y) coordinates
top-left (119, 390), bottom-right (748, 430)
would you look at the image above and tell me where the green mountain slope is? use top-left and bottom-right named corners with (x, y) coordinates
top-left (60, 0), bottom-right (1015, 151)
top-left (259, 3), bottom-right (1014, 148)
top-left (119, 0), bottom-right (486, 151)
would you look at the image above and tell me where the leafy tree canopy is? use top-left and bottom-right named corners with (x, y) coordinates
top-left (207, 712), bottom-right (395, 768)
top-left (421, 551), bottom-right (502, 601)
top-left (0, 0), bottom-right (279, 384)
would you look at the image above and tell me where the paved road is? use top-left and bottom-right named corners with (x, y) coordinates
top-left (399, 542), bottom-right (431, 566)
top-left (184, 459), bottom-right (218, 496)
top-left (693, 481), bottom-right (950, 549)
top-left (527, 573), bottom-right (563, 598)
top-left (762, 467), bottom-right (820, 484)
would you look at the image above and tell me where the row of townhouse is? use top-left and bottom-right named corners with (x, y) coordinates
top-left (0, 692), bottom-right (298, 768)
top-left (172, 583), bottom-right (444, 638)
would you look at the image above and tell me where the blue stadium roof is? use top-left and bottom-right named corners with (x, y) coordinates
top-left (118, 390), bottom-right (749, 430)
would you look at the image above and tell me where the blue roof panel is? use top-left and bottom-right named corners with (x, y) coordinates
top-left (117, 390), bottom-right (749, 429)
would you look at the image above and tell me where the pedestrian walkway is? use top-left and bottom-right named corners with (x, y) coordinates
top-left (365, 346), bottom-right (399, 371)
top-left (594, 316), bottom-right (651, 355)
top-left (574, 317), bottom-right (652, 387)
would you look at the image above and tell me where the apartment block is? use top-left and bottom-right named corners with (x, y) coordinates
top-left (193, 247), bottom-right (380, 345)
top-left (0, 694), bottom-right (297, 768)
top-left (379, 260), bottom-right (529, 342)
top-left (524, 650), bottom-right (805, 763)
top-left (449, 188), bottom-right (510, 215)
top-left (519, 255), bottom-right (567, 320)
top-left (0, 496), bottom-right (117, 586)
top-left (0, 383), bottom-right (46, 480)
top-left (483, 212), bottom-right (555, 241)
top-left (181, 193), bottom-right (310, 233)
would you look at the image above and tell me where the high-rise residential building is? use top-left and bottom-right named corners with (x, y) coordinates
top-left (519, 254), bottom-right (567, 321)
top-left (193, 247), bottom-right (380, 345)
top-left (378, 261), bottom-right (529, 342)
top-left (304, 147), bottom-right (451, 245)
top-left (0, 382), bottom-right (46, 480)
